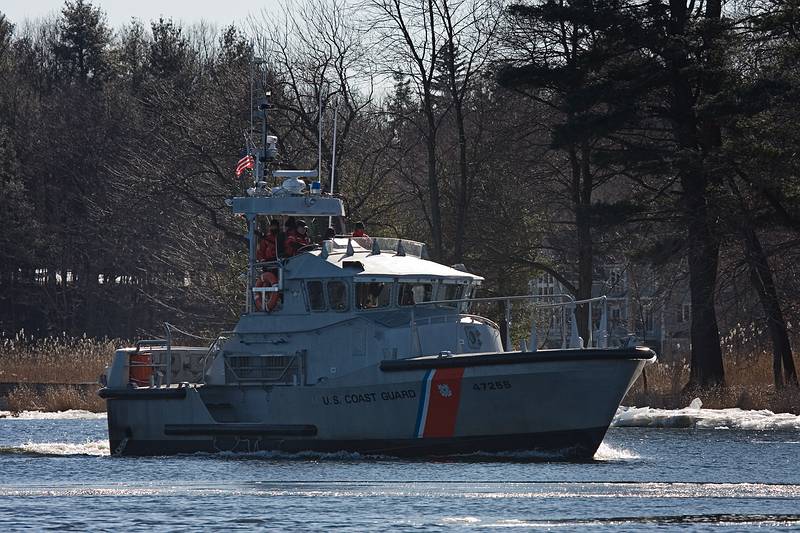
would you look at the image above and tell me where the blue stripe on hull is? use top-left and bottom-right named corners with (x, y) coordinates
top-left (413, 369), bottom-right (434, 437)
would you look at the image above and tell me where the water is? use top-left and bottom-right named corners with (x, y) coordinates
top-left (1, 410), bottom-right (800, 531)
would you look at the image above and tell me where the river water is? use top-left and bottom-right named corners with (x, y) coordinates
top-left (1, 407), bottom-right (799, 531)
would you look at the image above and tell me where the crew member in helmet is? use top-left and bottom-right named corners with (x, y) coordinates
top-left (352, 221), bottom-right (368, 238)
top-left (287, 219), bottom-right (312, 256)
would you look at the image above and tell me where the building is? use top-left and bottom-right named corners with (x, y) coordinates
top-left (529, 263), bottom-right (691, 360)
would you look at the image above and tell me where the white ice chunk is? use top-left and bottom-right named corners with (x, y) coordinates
top-left (613, 402), bottom-right (800, 430)
top-left (0, 410), bottom-right (106, 420)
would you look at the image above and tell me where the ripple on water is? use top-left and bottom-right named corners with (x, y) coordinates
top-left (0, 440), bottom-right (109, 457)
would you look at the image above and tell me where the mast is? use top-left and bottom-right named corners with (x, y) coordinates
top-left (246, 58), bottom-right (274, 313)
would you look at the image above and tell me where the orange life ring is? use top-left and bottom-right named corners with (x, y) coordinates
top-left (254, 271), bottom-right (280, 312)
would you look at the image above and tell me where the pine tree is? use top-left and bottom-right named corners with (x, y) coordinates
top-left (52, 0), bottom-right (112, 85)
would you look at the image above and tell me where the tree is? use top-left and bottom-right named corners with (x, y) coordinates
top-left (365, 0), bottom-right (446, 259)
top-left (715, 0), bottom-right (800, 387)
top-left (496, 0), bottom-right (643, 342)
top-left (52, 0), bottom-right (112, 85)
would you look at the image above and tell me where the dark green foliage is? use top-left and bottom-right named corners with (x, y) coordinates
top-left (52, 0), bottom-right (112, 85)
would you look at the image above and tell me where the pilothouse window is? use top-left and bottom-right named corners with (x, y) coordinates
top-left (437, 283), bottom-right (463, 308)
top-left (307, 281), bottom-right (326, 311)
top-left (398, 283), bottom-right (433, 306)
top-left (327, 281), bottom-right (349, 311)
top-left (356, 282), bottom-right (391, 309)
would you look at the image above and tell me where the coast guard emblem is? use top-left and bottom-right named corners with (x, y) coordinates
top-left (437, 383), bottom-right (452, 398)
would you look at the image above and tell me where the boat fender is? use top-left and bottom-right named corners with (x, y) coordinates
top-left (254, 271), bottom-right (280, 312)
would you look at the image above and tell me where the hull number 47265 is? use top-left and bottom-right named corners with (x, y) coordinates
top-left (473, 380), bottom-right (512, 391)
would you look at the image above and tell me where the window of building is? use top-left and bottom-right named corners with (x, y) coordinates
top-left (355, 281), bottom-right (391, 309)
top-left (533, 273), bottom-right (556, 296)
top-left (645, 309), bottom-right (654, 332)
top-left (398, 282), bottom-right (433, 306)
top-left (678, 303), bottom-right (690, 323)
top-left (307, 281), bottom-right (326, 311)
top-left (327, 281), bottom-right (349, 311)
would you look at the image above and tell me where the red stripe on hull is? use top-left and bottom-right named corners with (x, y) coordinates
top-left (422, 367), bottom-right (465, 438)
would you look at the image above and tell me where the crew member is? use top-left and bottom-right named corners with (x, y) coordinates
top-left (257, 219), bottom-right (282, 262)
top-left (352, 221), bottom-right (368, 238)
top-left (284, 216), bottom-right (297, 238)
top-left (286, 219), bottom-right (312, 256)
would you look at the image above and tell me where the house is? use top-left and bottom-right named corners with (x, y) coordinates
top-left (529, 263), bottom-right (691, 360)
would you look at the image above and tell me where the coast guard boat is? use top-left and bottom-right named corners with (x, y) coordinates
top-left (99, 92), bottom-right (655, 458)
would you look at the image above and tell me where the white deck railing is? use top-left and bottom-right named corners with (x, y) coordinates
top-left (410, 294), bottom-right (608, 355)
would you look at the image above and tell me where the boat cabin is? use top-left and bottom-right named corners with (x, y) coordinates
top-left (213, 185), bottom-right (503, 386)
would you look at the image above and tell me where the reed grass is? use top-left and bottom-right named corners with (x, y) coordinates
top-left (625, 346), bottom-right (800, 414)
top-left (0, 332), bottom-right (116, 384)
top-left (2, 332), bottom-right (799, 413)
top-left (4, 384), bottom-right (106, 414)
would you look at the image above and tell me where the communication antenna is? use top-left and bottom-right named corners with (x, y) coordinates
top-left (317, 87), bottom-right (323, 182)
top-left (330, 97), bottom-right (339, 195)
top-left (328, 98), bottom-right (339, 228)
top-left (249, 41), bottom-right (254, 138)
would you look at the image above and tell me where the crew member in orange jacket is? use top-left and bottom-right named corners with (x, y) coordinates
top-left (352, 221), bottom-right (368, 238)
top-left (286, 219), bottom-right (312, 256)
top-left (257, 219), bottom-right (282, 262)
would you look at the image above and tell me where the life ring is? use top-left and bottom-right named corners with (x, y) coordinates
top-left (254, 271), bottom-right (280, 312)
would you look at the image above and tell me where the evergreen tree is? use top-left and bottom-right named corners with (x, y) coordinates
top-left (497, 0), bottom-right (642, 342)
top-left (52, 0), bottom-right (112, 85)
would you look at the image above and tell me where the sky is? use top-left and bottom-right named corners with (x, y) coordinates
top-left (1, 0), bottom-right (278, 29)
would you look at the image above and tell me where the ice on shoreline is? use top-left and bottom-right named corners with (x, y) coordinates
top-left (613, 399), bottom-right (800, 430)
top-left (2, 402), bottom-right (799, 430)
top-left (0, 409), bottom-right (107, 420)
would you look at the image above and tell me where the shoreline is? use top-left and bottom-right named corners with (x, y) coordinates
top-left (0, 382), bottom-right (103, 413)
top-left (1, 381), bottom-right (799, 418)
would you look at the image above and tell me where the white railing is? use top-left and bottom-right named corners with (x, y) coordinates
top-left (410, 294), bottom-right (608, 356)
top-left (249, 261), bottom-right (284, 312)
top-left (126, 324), bottom-right (228, 387)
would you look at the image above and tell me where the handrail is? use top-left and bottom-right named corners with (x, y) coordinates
top-left (412, 293), bottom-right (582, 308)
top-left (249, 262), bottom-right (285, 311)
top-left (411, 313), bottom-right (501, 331)
top-left (128, 325), bottom-right (220, 387)
top-left (409, 293), bottom-right (609, 355)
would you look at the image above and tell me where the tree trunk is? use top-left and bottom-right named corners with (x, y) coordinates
top-left (743, 227), bottom-right (798, 387)
top-left (424, 113), bottom-right (443, 260)
top-left (571, 142), bottom-right (593, 344)
top-left (683, 174), bottom-right (725, 387)
top-left (452, 97), bottom-right (469, 263)
top-left (668, 0), bottom-right (725, 388)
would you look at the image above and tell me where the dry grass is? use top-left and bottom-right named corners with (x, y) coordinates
top-left (0, 332), bottom-right (116, 383)
top-left (2, 332), bottom-right (799, 414)
top-left (625, 348), bottom-right (800, 414)
top-left (4, 384), bottom-right (106, 414)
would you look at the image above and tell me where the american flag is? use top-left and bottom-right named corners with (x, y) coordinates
top-left (235, 154), bottom-right (255, 177)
